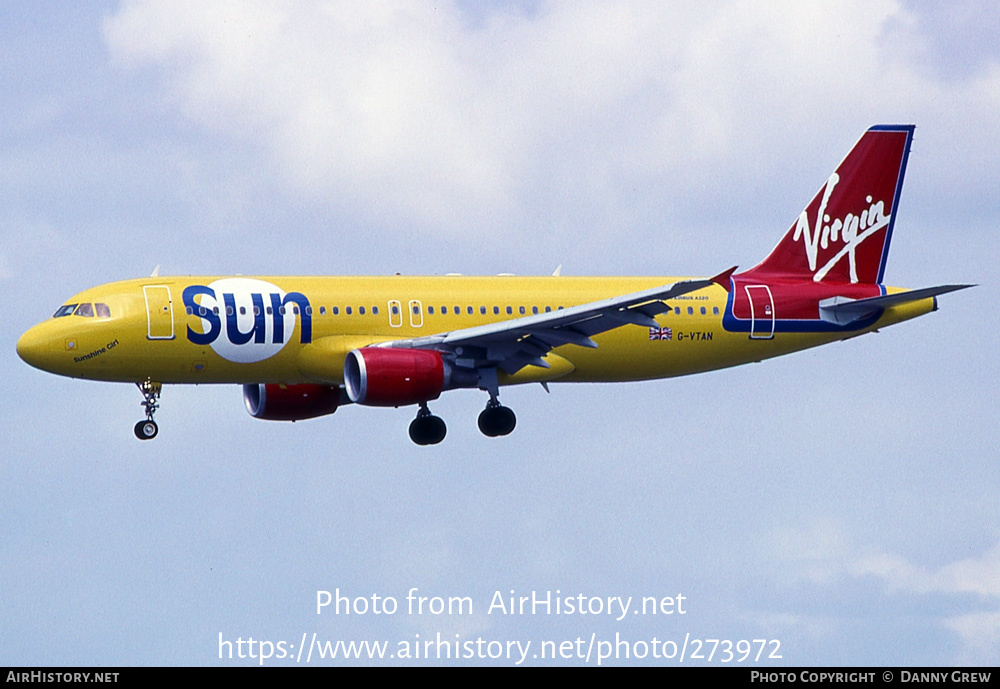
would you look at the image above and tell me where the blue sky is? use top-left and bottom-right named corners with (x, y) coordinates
top-left (2, 1), bottom-right (998, 666)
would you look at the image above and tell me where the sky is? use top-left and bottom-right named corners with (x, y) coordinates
top-left (1, 0), bottom-right (998, 667)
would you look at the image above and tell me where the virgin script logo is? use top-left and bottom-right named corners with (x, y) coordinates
top-left (792, 172), bottom-right (890, 283)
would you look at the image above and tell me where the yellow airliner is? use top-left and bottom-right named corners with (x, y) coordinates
top-left (17, 125), bottom-right (969, 444)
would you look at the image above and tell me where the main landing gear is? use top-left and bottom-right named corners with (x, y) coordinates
top-left (407, 384), bottom-right (517, 445)
top-left (406, 399), bottom-right (517, 445)
top-left (409, 402), bottom-right (447, 445)
top-left (478, 398), bottom-right (516, 437)
top-left (476, 367), bottom-right (515, 438)
top-left (134, 380), bottom-right (161, 440)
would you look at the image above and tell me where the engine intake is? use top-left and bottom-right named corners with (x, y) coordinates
top-left (344, 348), bottom-right (445, 406)
top-left (243, 383), bottom-right (340, 421)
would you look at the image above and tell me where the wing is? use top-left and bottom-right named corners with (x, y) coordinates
top-left (378, 268), bottom-right (736, 376)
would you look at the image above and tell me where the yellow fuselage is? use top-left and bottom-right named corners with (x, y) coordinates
top-left (16, 275), bottom-right (934, 388)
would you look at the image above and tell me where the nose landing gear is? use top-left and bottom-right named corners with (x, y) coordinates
top-left (134, 380), bottom-right (162, 440)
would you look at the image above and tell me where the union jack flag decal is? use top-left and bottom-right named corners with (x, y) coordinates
top-left (649, 326), bottom-right (672, 341)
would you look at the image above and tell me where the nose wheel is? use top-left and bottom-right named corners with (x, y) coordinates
top-left (134, 419), bottom-right (158, 440)
top-left (408, 403), bottom-right (447, 445)
top-left (134, 380), bottom-right (162, 440)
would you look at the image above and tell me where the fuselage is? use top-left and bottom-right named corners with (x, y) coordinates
top-left (16, 274), bottom-right (935, 388)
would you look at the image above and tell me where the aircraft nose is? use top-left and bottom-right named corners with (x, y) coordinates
top-left (17, 324), bottom-right (56, 372)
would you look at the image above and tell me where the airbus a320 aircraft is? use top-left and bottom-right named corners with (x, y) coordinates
top-left (17, 125), bottom-right (969, 445)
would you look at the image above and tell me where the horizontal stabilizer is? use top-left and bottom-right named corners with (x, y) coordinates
top-left (819, 284), bottom-right (973, 325)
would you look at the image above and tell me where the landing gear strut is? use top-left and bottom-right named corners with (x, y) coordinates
top-left (476, 367), bottom-right (516, 437)
top-left (408, 402), bottom-right (447, 445)
top-left (134, 380), bottom-right (161, 440)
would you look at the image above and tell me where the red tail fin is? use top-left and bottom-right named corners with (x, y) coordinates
top-left (739, 125), bottom-right (914, 285)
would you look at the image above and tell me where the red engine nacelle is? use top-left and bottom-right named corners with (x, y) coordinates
top-left (344, 348), bottom-right (444, 406)
top-left (243, 383), bottom-right (340, 421)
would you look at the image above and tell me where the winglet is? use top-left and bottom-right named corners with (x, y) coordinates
top-left (150, 265), bottom-right (160, 278)
top-left (711, 266), bottom-right (737, 292)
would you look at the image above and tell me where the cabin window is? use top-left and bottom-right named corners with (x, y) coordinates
top-left (226, 306), bottom-right (234, 316)
top-left (532, 306), bottom-right (539, 314)
top-left (674, 307), bottom-right (680, 315)
top-left (453, 306), bottom-right (460, 315)
top-left (700, 307), bottom-right (706, 315)
top-left (545, 306), bottom-right (552, 313)
top-left (53, 304), bottom-right (78, 318)
top-left (519, 306), bottom-right (526, 315)
top-left (428, 306), bottom-right (435, 314)
top-left (467, 306), bottom-right (473, 315)
top-left (493, 306), bottom-right (500, 315)
top-left (409, 300), bottom-right (423, 327)
top-left (391, 305), bottom-right (399, 315)
top-left (346, 306), bottom-right (352, 315)
top-left (506, 306), bottom-right (513, 315)
top-left (480, 306), bottom-right (486, 315)
top-left (687, 307), bottom-right (693, 315)
top-left (372, 306), bottom-right (379, 315)
top-left (319, 306), bottom-right (326, 315)
top-left (333, 307), bottom-right (339, 315)
top-left (359, 306), bottom-right (366, 315)
top-left (74, 303), bottom-right (95, 318)
top-left (713, 306), bottom-right (719, 315)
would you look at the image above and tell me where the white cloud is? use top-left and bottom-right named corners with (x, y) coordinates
top-left (943, 611), bottom-right (1000, 665)
top-left (771, 521), bottom-right (1000, 663)
top-left (101, 0), bottom-right (1000, 247)
top-left (851, 544), bottom-right (1000, 598)
top-left (774, 519), bottom-right (1000, 598)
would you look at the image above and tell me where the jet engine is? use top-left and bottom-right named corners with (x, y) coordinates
top-left (243, 383), bottom-right (340, 421)
top-left (344, 348), bottom-right (447, 406)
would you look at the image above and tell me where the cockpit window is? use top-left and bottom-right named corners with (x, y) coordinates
top-left (52, 302), bottom-right (112, 318)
